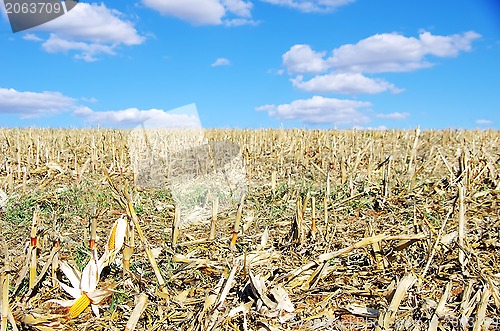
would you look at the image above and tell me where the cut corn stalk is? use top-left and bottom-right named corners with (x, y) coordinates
top-left (124, 293), bottom-right (149, 331)
top-left (172, 205), bottom-right (181, 246)
top-left (377, 273), bottom-right (417, 330)
top-left (473, 284), bottom-right (491, 331)
top-left (230, 195), bottom-right (245, 251)
top-left (124, 221), bottom-right (135, 271)
top-left (428, 281), bottom-right (451, 331)
top-left (1, 254), bottom-right (10, 331)
top-left (301, 191), bottom-right (309, 218)
top-left (290, 197), bottom-right (302, 244)
top-left (323, 196), bottom-right (329, 238)
top-left (89, 216), bottom-right (97, 250)
top-left (24, 245), bottom-right (61, 299)
top-left (29, 209), bottom-right (39, 290)
top-left (209, 198), bottom-right (218, 241)
top-left (310, 196), bottom-right (316, 239)
top-left (369, 222), bottom-right (385, 270)
top-left (458, 184), bottom-right (467, 269)
top-left (460, 280), bottom-right (479, 329)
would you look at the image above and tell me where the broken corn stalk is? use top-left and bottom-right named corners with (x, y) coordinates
top-left (123, 222), bottom-right (134, 271)
top-left (310, 196), bottom-right (316, 238)
top-left (52, 238), bottom-right (60, 288)
top-left (89, 216), bottom-right (97, 250)
top-left (124, 293), bottom-right (149, 331)
top-left (230, 195), bottom-right (245, 251)
top-left (29, 209), bottom-right (39, 290)
top-left (172, 205), bottom-right (180, 246)
top-left (209, 198), bottom-right (218, 241)
top-left (1, 255), bottom-right (10, 331)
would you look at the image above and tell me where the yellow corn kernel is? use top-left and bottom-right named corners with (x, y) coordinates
top-left (68, 293), bottom-right (91, 319)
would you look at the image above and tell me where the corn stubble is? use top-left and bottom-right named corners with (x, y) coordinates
top-left (0, 128), bottom-right (499, 330)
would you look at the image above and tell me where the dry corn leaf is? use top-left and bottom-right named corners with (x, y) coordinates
top-left (174, 289), bottom-right (190, 304)
top-left (98, 217), bottom-right (127, 268)
top-left (344, 304), bottom-right (379, 318)
top-left (228, 301), bottom-right (253, 317)
top-left (379, 273), bottom-right (417, 329)
top-left (440, 231), bottom-right (457, 246)
top-left (0, 188), bottom-right (7, 209)
top-left (269, 285), bottom-right (294, 313)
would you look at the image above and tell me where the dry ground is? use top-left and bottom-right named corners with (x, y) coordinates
top-left (0, 128), bottom-right (499, 330)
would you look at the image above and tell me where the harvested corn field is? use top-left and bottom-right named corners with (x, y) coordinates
top-left (0, 128), bottom-right (499, 330)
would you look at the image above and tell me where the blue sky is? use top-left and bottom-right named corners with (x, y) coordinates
top-left (0, 0), bottom-right (499, 129)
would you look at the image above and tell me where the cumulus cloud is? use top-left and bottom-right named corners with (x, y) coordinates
top-left (376, 112), bottom-right (410, 119)
top-left (282, 44), bottom-right (329, 74)
top-left (0, 86), bottom-right (201, 128)
top-left (0, 87), bottom-right (76, 118)
top-left (256, 95), bottom-right (371, 125)
top-left (291, 73), bottom-right (402, 94)
top-left (224, 0), bottom-right (253, 17)
top-left (284, 31), bottom-right (481, 75)
top-left (42, 34), bottom-right (116, 62)
top-left (280, 30), bottom-right (480, 101)
top-left (142, 0), bottom-right (256, 26)
top-left (328, 31), bottom-right (481, 73)
top-left (74, 107), bottom-right (201, 128)
top-left (142, 0), bottom-right (225, 25)
top-left (260, 0), bottom-right (355, 13)
top-left (475, 119), bottom-right (493, 125)
top-left (212, 57), bottom-right (231, 66)
top-left (24, 2), bottom-right (144, 61)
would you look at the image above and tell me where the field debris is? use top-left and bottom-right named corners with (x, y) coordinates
top-left (0, 128), bottom-right (499, 330)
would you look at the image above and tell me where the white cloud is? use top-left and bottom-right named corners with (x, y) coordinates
top-left (224, 18), bottom-right (260, 26)
top-left (284, 31), bottom-right (481, 75)
top-left (256, 95), bottom-right (371, 125)
top-left (223, 0), bottom-right (253, 17)
top-left (212, 57), bottom-right (231, 66)
top-left (142, 0), bottom-right (225, 25)
top-left (279, 31), bottom-right (480, 99)
top-left (475, 119), bottom-right (493, 125)
top-left (36, 3), bottom-right (144, 45)
top-left (291, 73), bottom-right (402, 94)
top-left (328, 31), bottom-right (481, 73)
top-left (260, 0), bottom-right (355, 13)
top-left (74, 107), bottom-right (201, 128)
top-left (282, 44), bottom-right (329, 74)
top-left (0, 87), bottom-right (76, 118)
top-left (0, 86), bottom-right (201, 128)
top-left (24, 3), bottom-right (144, 61)
top-left (376, 112), bottom-right (410, 119)
top-left (22, 33), bottom-right (43, 42)
top-left (42, 34), bottom-right (115, 62)
top-left (142, 0), bottom-right (255, 26)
